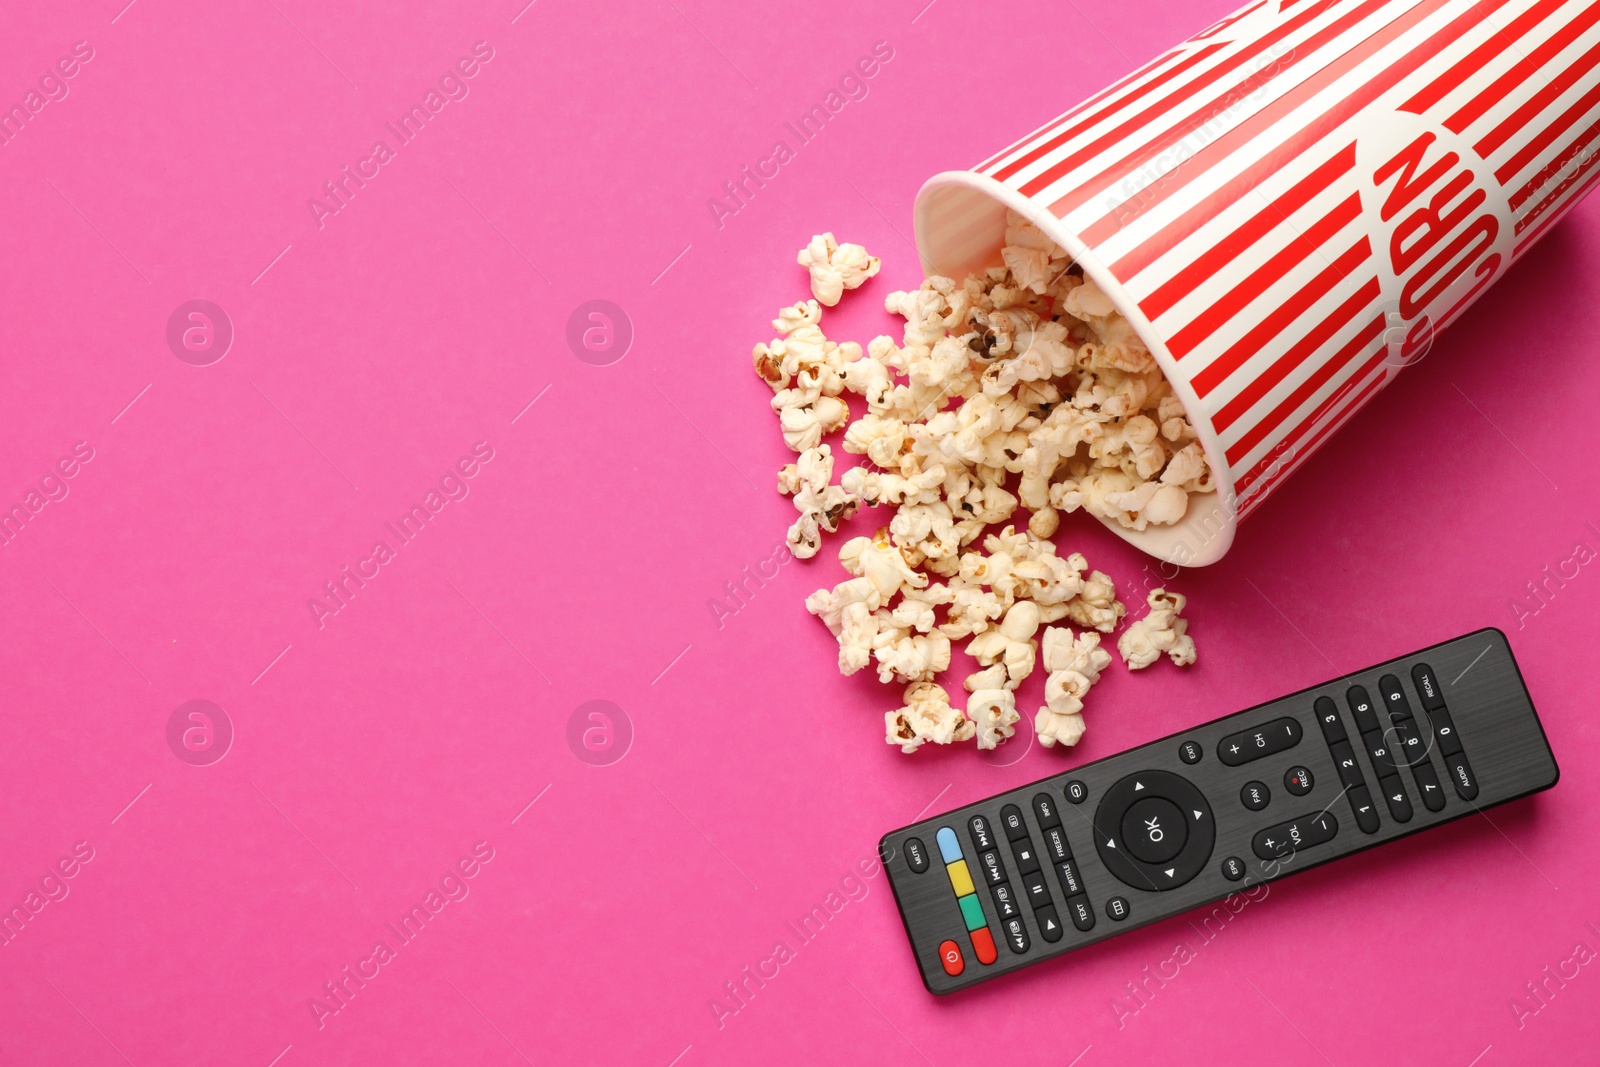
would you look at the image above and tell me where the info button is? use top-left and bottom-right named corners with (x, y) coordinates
top-left (1120, 797), bottom-right (1186, 864)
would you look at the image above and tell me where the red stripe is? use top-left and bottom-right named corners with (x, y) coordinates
top-left (1190, 236), bottom-right (1371, 394)
top-left (1518, 143), bottom-right (1600, 234)
top-left (1401, 0), bottom-right (1571, 118)
top-left (1136, 144), bottom-right (1356, 320)
top-left (1005, 0), bottom-right (1342, 189)
top-left (1239, 369), bottom-right (1386, 514)
top-left (975, 48), bottom-right (1189, 174)
top-left (1447, 3), bottom-right (1600, 136)
top-left (1167, 193), bottom-right (1361, 358)
top-left (1022, 0), bottom-right (1374, 202)
top-left (1077, 0), bottom-right (1508, 258)
top-left (1212, 275), bottom-right (1381, 436)
top-left (1223, 318), bottom-right (1384, 463)
top-left (1511, 112), bottom-right (1600, 210)
top-left (1235, 365), bottom-right (1386, 500)
top-left (1492, 49), bottom-right (1600, 183)
top-left (989, 45), bottom-right (1229, 181)
top-left (1194, 0), bottom-right (1269, 41)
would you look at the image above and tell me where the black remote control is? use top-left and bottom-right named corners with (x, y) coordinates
top-left (880, 628), bottom-right (1558, 994)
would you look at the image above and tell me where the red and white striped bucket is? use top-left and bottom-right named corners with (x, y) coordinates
top-left (916, 0), bottom-right (1600, 566)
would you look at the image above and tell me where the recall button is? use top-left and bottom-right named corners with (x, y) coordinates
top-left (1411, 662), bottom-right (1446, 711)
top-left (938, 939), bottom-right (964, 976)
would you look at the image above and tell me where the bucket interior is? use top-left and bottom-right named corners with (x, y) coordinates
top-left (912, 175), bottom-right (1235, 569)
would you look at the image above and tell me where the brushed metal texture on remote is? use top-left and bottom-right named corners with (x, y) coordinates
top-left (880, 629), bottom-right (1558, 994)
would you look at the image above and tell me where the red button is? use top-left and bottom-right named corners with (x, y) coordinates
top-left (970, 927), bottom-right (998, 965)
top-left (938, 939), bottom-right (964, 976)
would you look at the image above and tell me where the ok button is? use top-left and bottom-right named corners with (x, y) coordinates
top-left (1120, 797), bottom-right (1187, 864)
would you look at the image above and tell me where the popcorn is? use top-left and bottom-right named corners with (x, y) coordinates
top-left (968, 689), bottom-right (1020, 750)
top-left (885, 682), bottom-right (975, 753)
top-left (778, 445), bottom-right (859, 559)
top-left (1118, 589), bottom-right (1197, 670)
top-left (798, 232), bottom-right (882, 306)
top-left (753, 225), bottom-right (1210, 755)
top-left (1035, 626), bottom-right (1113, 748)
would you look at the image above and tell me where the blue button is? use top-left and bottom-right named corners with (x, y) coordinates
top-left (935, 827), bottom-right (962, 862)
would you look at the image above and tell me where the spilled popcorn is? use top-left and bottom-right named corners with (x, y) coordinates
top-left (752, 217), bottom-right (1209, 754)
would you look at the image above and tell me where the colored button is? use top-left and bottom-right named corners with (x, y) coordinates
top-left (946, 859), bottom-right (975, 897)
top-left (970, 927), bottom-right (998, 965)
top-left (935, 827), bottom-right (962, 863)
top-left (958, 893), bottom-right (987, 932)
top-left (903, 837), bottom-right (929, 873)
top-left (938, 939), bottom-right (964, 976)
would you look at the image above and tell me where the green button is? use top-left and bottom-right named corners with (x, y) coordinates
top-left (958, 894), bottom-right (986, 932)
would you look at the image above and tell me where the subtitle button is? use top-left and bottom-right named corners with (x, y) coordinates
top-left (938, 939), bottom-right (964, 976)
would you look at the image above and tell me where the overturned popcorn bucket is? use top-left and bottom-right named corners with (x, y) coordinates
top-left (915, 0), bottom-right (1600, 566)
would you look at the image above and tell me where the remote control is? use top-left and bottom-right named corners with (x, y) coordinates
top-left (880, 628), bottom-right (1558, 994)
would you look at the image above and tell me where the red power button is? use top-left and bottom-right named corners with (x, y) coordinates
top-left (938, 939), bottom-right (964, 976)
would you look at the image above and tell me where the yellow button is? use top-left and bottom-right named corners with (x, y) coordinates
top-left (946, 859), bottom-right (975, 897)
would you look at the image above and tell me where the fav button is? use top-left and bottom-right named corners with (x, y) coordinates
top-left (938, 939), bottom-right (964, 976)
top-left (1240, 781), bottom-right (1270, 811)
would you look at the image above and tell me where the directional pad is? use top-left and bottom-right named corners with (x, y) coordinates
top-left (1094, 770), bottom-right (1214, 892)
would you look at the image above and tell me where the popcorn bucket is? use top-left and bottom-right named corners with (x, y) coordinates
top-left (915, 0), bottom-right (1600, 566)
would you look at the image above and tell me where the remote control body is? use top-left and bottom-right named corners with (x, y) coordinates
top-left (880, 628), bottom-right (1558, 994)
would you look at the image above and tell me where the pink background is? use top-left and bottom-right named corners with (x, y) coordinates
top-left (1, 0), bottom-right (1596, 1064)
